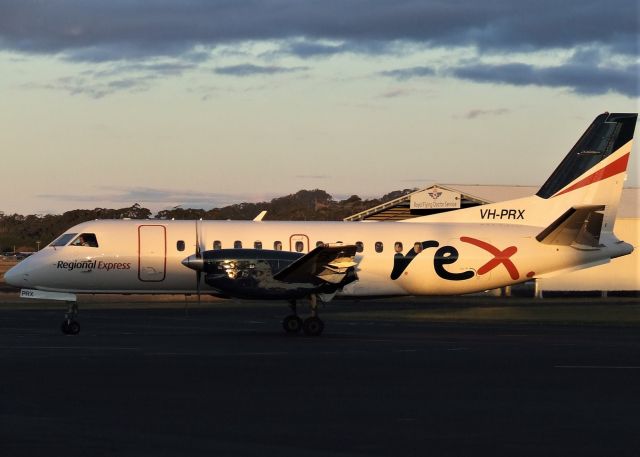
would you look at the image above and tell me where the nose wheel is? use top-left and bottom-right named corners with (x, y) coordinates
top-left (61, 301), bottom-right (80, 335)
top-left (61, 319), bottom-right (81, 335)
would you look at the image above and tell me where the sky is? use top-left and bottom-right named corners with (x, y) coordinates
top-left (0, 0), bottom-right (638, 215)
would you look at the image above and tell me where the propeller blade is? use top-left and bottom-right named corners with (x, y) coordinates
top-left (196, 270), bottom-right (201, 305)
top-left (195, 220), bottom-right (202, 304)
top-left (195, 220), bottom-right (201, 258)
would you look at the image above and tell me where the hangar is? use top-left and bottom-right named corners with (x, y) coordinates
top-left (345, 185), bottom-right (639, 295)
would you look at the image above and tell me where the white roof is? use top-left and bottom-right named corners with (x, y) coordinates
top-left (438, 184), bottom-right (639, 218)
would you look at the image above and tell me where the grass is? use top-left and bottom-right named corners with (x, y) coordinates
top-left (330, 296), bottom-right (640, 327)
top-left (0, 291), bottom-right (638, 326)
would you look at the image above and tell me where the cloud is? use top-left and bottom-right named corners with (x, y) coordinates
top-left (381, 49), bottom-right (639, 98)
top-left (22, 58), bottom-right (203, 98)
top-left (37, 186), bottom-right (252, 209)
top-left (449, 61), bottom-right (639, 97)
top-left (378, 88), bottom-right (414, 99)
top-left (272, 39), bottom-right (397, 59)
top-left (3, 2), bottom-right (637, 99)
top-left (459, 108), bottom-right (511, 119)
top-left (280, 41), bottom-right (346, 58)
top-left (23, 73), bottom-right (158, 98)
top-left (295, 174), bottom-right (329, 179)
top-left (214, 63), bottom-right (308, 76)
top-left (0, 1), bottom-right (636, 60)
top-left (379, 66), bottom-right (436, 80)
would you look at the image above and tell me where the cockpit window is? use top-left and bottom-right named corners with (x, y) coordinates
top-left (70, 233), bottom-right (99, 248)
top-left (50, 233), bottom-right (78, 247)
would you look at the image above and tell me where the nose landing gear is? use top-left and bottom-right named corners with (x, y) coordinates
top-left (61, 301), bottom-right (80, 335)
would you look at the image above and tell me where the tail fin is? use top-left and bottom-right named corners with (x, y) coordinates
top-left (411, 112), bottom-right (637, 232)
top-left (534, 112), bottom-right (636, 233)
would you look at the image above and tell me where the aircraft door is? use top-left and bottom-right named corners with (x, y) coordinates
top-left (289, 234), bottom-right (309, 253)
top-left (138, 225), bottom-right (167, 282)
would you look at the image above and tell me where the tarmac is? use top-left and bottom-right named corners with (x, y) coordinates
top-left (1, 295), bottom-right (639, 457)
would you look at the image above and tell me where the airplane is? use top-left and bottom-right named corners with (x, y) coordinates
top-left (4, 112), bottom-right (637, 336)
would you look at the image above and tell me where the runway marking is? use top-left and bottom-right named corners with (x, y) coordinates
top-left (554, 365), bottom-right (640, 370)
top-left (0, 346), bottom-right (140, 351)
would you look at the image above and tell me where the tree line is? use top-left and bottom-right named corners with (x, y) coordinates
top-left (1, 189), bottom-right (413, 252)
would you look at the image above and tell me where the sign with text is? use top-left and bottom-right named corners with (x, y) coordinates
top-left (410, 186), bottom-right (461, 210)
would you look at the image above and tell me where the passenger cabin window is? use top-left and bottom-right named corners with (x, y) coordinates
top-left (234, 240), bottom-right (243, 249)
top-left (355, 241), bottom-right (364, 253)
top-left (254, 241), bottom-right (262, 249)
top-left (316, 241), bottom-right (324, 248)
top-left (375, 241), bottom-right (383, 253)
top-left (274, 241), bottom-right (283, 251)
top-left (51, 233), bottom-right (78, 247)
top-left (394, 242), bottom-right (403, 253)
top-left (295, 241), bottom-right (304, 252)
top-left (213, 240), bottom-right (222, 250)
top-left (177, 240), bottom-right (185, 251)
top-left (413, 242), bottom-right (423, 253)
top-left (71, 233), bottom-right (99, 248)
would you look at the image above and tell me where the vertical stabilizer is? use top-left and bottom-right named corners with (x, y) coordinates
top-left (535, 112), bottom-right (636, 233)
top-left (409, 112), bottom-right (637, 232)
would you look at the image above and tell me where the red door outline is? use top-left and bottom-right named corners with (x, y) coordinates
top-left (138, 225), bottom-right (167, 282)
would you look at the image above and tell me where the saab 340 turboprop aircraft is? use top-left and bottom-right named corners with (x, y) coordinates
top-left (5, 112), bottom-right (637, 336)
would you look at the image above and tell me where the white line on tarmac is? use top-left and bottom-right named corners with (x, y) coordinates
top-left (0, 346), bottom-right (140, 351)
top-left (554, 365), bottom-right (640, 370)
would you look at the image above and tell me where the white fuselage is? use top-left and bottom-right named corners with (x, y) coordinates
top-left (6, 219), bottom-right (631, 297)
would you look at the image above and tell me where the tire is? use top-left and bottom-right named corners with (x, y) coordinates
top-left (68, 320), bottom-right (81, 335)
top-left (282, 315), bottom-right (303, 333)
top-left (60, 320), bottom-right (70, 334)
top-left (303, 317), bottom-right (324, 336)
top-left (61, 320), bottom-right (80, 335)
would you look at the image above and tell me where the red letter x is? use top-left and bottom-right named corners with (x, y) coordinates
top-left (460, 236), bottom-right (520, 280)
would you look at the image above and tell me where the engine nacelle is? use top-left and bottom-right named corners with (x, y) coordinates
top-left (182, 249), bottom-right (357, 300)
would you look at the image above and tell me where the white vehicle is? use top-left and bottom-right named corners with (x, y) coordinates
top-left (5, 113), bottom-right (637, 335)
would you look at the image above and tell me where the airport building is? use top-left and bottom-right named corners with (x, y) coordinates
top-left (345, 185), bottom-right (639, 296)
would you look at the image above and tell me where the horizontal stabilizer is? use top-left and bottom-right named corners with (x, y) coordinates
top-left (274, 244), bottom-right (358, 284)
top-left (536, 205), bottom-right (605, 247)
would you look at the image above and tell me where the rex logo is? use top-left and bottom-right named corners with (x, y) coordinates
top-left (390, 237), bottom-right (520, 281)
top-left (459, 237), bottom-right (520, 280)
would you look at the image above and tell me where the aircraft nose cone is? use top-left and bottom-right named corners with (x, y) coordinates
top-left (3, 263), bottom-right (26, 287)
top-left (181, 255), bottom-right (204, 271)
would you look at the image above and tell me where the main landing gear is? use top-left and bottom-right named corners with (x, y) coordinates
top-left (282, 295), bottom-right (324, 336)
top-left (61, 301), bottom-right (81, 335)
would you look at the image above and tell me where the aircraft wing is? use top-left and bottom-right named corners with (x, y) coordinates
top-left (273, 244), bottom-right (358, 284)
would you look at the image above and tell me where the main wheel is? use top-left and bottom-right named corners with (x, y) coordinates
top-left (303, 317), bottom-right (324, 336)
top-left (282, 315), bottom-right (303, 334)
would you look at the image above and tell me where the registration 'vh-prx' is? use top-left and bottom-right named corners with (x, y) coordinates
top-left (5, 113), bottom-right (637, 336)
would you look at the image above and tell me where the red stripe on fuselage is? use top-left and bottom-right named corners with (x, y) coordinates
top-left (553, 152), bottom-right (630, 197)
